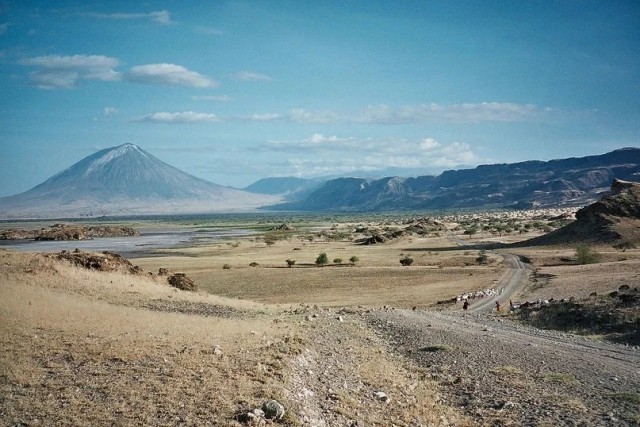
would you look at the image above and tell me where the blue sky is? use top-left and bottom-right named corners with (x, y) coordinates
top-left (1, 1), bottom-right (639, 197)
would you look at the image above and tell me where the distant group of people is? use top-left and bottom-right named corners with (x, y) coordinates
top-left (462, 299), bottom-right (512, 312)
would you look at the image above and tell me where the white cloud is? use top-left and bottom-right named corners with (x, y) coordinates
top-left (138, 111), bottom-right (221, 124)
top-left (419, 137), bottom-right (439, 150)
top-left (261, 135), bottom-right (479, 177)
top-left (103, 107), bottom-right (118, 116)
top-left (86, 10), bottom-right (172, 25)
top-left (125, 63), bottom-right (218, 88)
top-left (267, 133), bottom-right (354, 151)
top-left (20, 54), bottom-right (120, 88)
top-left (355, 102), bottom-right (546, 124)
top-left (230, 71), bottom-right (272, 81)
top-left (149, 10), bottom-right (171, 24)
top-left (191, 95), bottom-right (231, 101)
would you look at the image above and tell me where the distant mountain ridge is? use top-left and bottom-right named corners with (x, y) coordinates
top-left (0, 144), bottom-right (279, 219)
top-left (262, 148), bottom-right (640, 211)
top-left (243, 177), bottom-right (324, 201)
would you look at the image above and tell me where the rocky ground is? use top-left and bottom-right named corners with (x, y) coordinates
top-left (367, 308), bottom-right (639, 426)
top-left (258, 302), bottom-right (639, 427)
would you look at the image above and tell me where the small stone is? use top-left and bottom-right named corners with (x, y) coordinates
top-left (213, 345), bottom-right (223, 356)
top-left (262, 399), bottom-right (285, 420)
top-left (337, 315), bottom-right (344, 322)
top-left (373, 391), bottom-right (390, 403)
top-left (251, 408), bottom-right (265, 418)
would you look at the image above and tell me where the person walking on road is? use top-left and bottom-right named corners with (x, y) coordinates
top-left (463, 300), bottom-right (469, 311)
top-left (495, 301), bottom-right (501, 312)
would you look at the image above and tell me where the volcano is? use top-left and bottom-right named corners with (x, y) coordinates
top-left (0, 144), bottom-right (279, 219)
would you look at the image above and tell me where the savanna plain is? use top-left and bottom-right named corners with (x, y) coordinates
top-left (1, 210), bottom-right (639, 426)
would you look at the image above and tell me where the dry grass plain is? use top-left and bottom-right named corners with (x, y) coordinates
top-left (133, 234), bottom-right (504, 308)
top-left (2, 210), bottom-right (639, 425)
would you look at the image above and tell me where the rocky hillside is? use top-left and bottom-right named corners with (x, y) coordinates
top-left (268, 148), bottom-right (640, 211)
top-left (519, 179), bottom-right (640, 245)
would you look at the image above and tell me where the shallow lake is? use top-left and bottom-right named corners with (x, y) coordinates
top-left (0, 227), bottom-right (251, 257)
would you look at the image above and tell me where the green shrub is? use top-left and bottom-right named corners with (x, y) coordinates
top-left (575, 244), bottom-right (600, 264)
top-left (315, 252), bottom-right (329, 267)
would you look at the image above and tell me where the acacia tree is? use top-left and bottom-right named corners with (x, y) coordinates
top-left (286, 259), bottom-right (296, 268)
top-left (315, 252), bottom-right (329, 267)
top-left (349, 255), bottom-right (359, 266)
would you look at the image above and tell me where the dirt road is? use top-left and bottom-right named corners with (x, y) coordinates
top-left (366, 308), bottom-right (640, 426)
top-left (470, 254), bottom-right (529, 313)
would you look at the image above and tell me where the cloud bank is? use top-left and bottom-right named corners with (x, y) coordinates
top-left (19, 55), bottom-right (217, 89)
top-left (138, 111), bottom-right (221, 124)
top-left (19, 54), bottom-right (120, 89)
top-left (86, 10), bottom-right (172, 25)
top-left (263, 134), bottom-right (478, 177)
top-left (125, 63), bottom-right (218, 88)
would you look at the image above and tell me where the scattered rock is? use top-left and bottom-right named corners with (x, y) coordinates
top-left (261, 399), bottom-right (285, 420)
top-left (167, 273), bottom-right (197, 292)
top-left (373, 391), bottom-right (390, 403)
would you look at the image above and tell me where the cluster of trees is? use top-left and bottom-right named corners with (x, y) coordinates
top-left (313, 253), bottom-right (359, 267)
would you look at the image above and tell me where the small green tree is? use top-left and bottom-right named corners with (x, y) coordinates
top-left (333, 258), bottom-right (342, 264)
top-left (575, 243), bottom-right (600, 264)
top-left (286, 259), bottom-right (296, 268)
top-left (400, 256), bottom-right (414, 266)
top-left (349, 255), bottom-right (359, 266)
top-left (315, 252), bottom-right (329, 267)
top-left (476, 250), bottom-right (488, 265)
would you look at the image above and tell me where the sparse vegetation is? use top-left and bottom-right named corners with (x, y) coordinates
top-left (222, 263), bottom-right (231, 270)
top-left (349, 255), bottom-right (359, 266)
top-left (575, 243), bottom-right (601, 264)
top-left (476, 250), bottom-right (488, 265)
top-left (249, 261), bottom-right (259, 267)
top-left (286, 259), bottom-right (296, 268)
top-left (613, 241), bottom-right (637, 252)
top-left (542, 372), bottom-right (579, 385)
top-left (333, 258), bottom-right (342, 264)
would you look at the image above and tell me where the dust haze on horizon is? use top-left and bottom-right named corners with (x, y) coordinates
top-left (1, 1), bottom-right (639, 197)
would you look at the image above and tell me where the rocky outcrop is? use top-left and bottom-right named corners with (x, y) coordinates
top-left (47, 249), bottom-right (143, 274)
top-left (1, 224), bottom-right (139, 241)
top-left (167, 273), bottom-right (197, 292)
top-left (519, 179), bottom-right (640, 245)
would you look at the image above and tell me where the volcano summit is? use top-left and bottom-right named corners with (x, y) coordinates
top-left (0, 144), bottom-right (279, 219)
